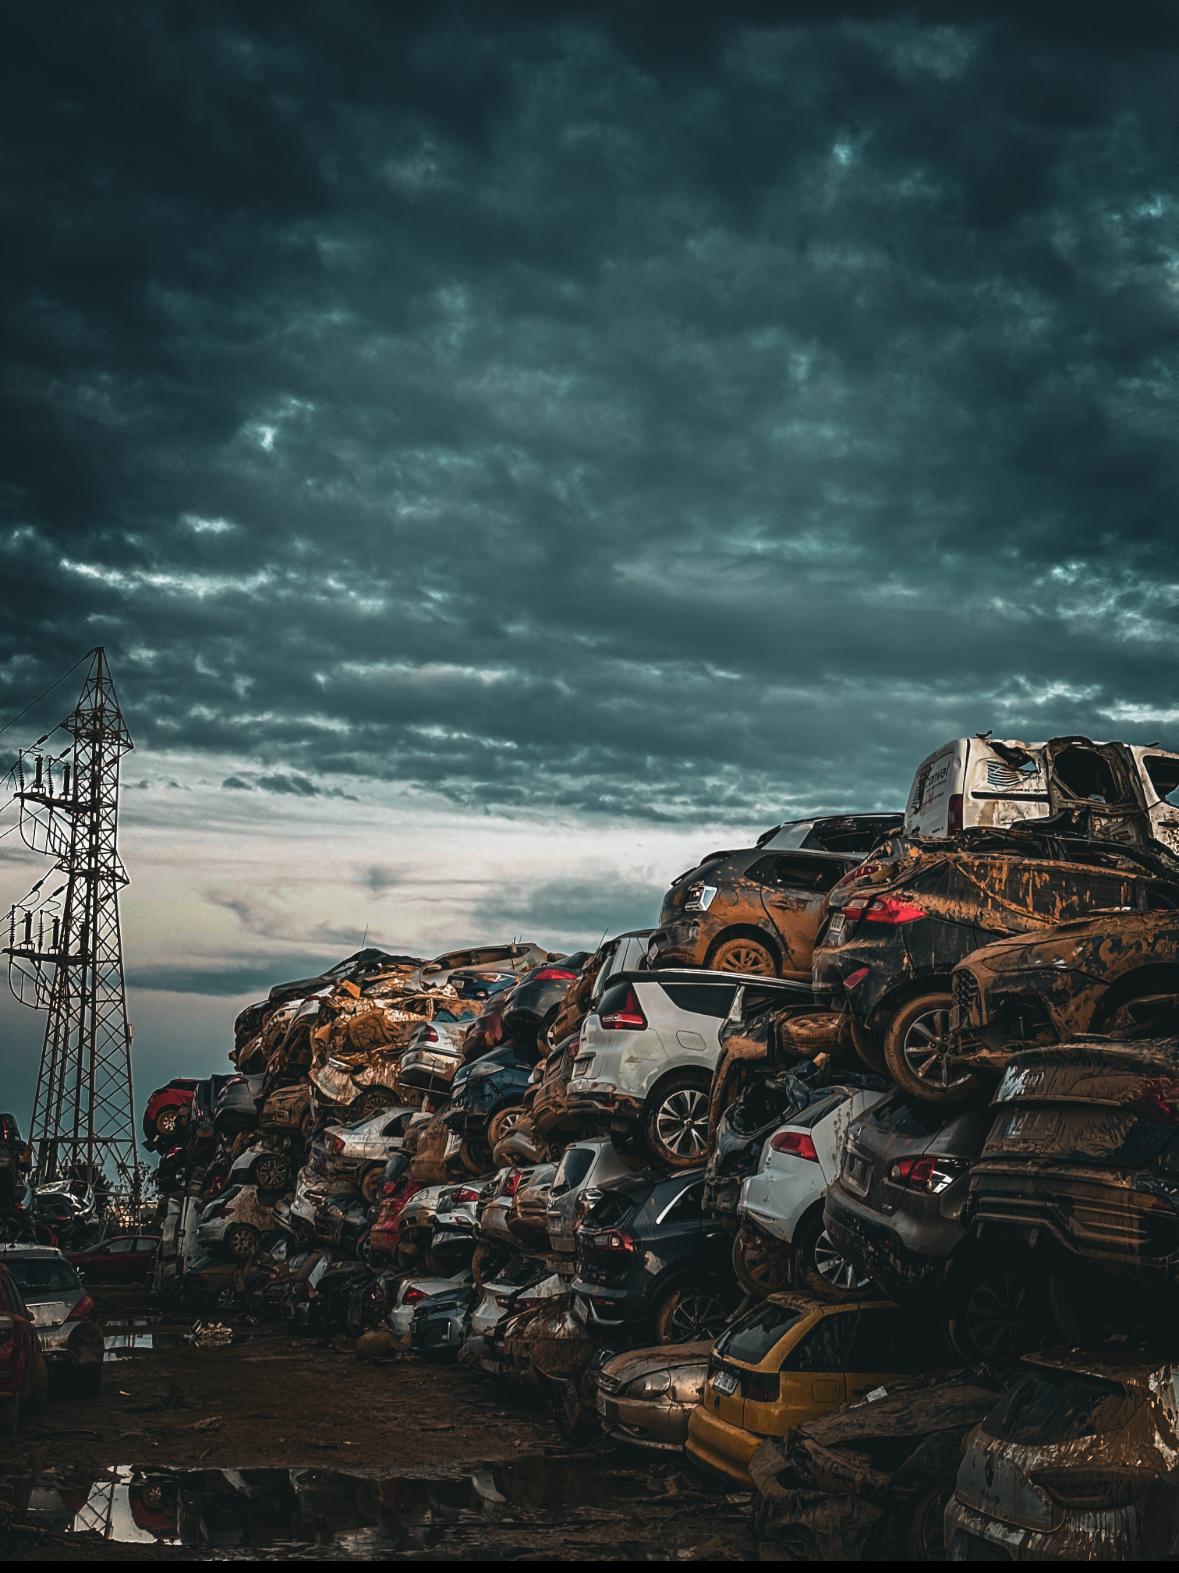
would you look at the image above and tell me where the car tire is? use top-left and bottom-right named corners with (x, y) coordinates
top-left (732, 1223), bottom-right (790, 1299)
top-left (706, 934), bottom-right (778, 976)
top-left (791, 1210), bottom-right (874, 1299)
top-left (642, 1073), bottom-right (711, 1167)
top-left (226, 1223), bottom-right (259, 1262)
top-left (352, 1090), bottom-right (395, 1122)
top-left (849, 1017), bottom-right (886, 1072)
top-left (883, 992), bottom-right (981, 1103)
top-left (254, 1152), bottom-right (292, 1192)
top-left (156, 1107), bottom-right (180, 1139)
top-left (902, 1475), bottom-right (954, 1561)
top-left (486, 1105), bottom-right (524, 1150)
top-left (299, 1108), bottom-right (316, 1144)
top-left (949, 1259), bottom-right (1055, 1363)
top-left (0, 1395), bottom-right (18, 1436)
top-left (651, 1281), bottom-right (730, 1344)
top-left (360, 1165), bottom-right (384, 1205)
top-left (74, 1363), bottom-right (102, 1399)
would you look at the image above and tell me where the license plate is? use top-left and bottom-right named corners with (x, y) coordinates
top-left (843, 1151), bottom-right (871, 1198)
top-left (827, 914), bottom-right (846, 945)
top-left (712, 1367), bottom-right (739, 1396)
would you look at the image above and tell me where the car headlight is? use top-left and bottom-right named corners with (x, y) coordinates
top-left (683, 883), bottom-right (718, 913)
top-left (629, 1369), bottom-right (671, 1398)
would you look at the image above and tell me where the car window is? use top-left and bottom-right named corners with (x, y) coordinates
top-left (985, 1369), bottom-right (1137, 1443)
top-left (658, 1180), bottom-right (704, 1223)
top-left (842, 1309), bottom-right (931, 1372)
top-left (1145, 756), bottom-right (1179, 807)
top-left (746, 855), bottom-right (843, 893)
top-left (554, 1146), bottom-right (595, 1191)
top-left (102, 1238), bottom-right (136, 1253)
top-left (661, 983), bottom-right (737, 1018)
top-left (133, 1238), bottom-right (159, 1253)
top-left (759, 822), bottom-right (811, 850)
top-left (782, 1313), bottom-right (855, 1372)
top-left (716, 1300), bottom-right (807, 1364)
top-left (7, 1257), bottom-right (83, 1294)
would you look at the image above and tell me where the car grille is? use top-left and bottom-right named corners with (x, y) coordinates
top-left (596, 1370), bottom-right (622, 1395)
top-left (954, 969), bottom-right (982, 1026)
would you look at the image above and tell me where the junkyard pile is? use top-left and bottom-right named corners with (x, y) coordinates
top-left (14, 731), bottom-right (1179, 1560)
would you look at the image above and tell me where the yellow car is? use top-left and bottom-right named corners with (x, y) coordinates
top-left (686, 1292), bottom-right (935, 1486)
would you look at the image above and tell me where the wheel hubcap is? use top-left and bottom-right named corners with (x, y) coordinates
top-left (655, 1088), bottom-right (709, 1158)
top-left (902, 1007), bottom-right (970, 1089)
top-left (812, 1229), bottom-right (871, 1291)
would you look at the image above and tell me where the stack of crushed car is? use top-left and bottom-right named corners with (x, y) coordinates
top-left (141, 732), bottom-right (1179, 1560)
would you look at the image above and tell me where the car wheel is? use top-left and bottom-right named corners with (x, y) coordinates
top-left (156, 1107), bottom-right (180, 1139)
top-left (0, 1395), bottom-right (18, 1436)
top-left (951, 1262), bottom-right (1055, 1363)
top-left (486, 1105), bottom-right (524, 1149)
top-left (643, 1075), bottom-right (711, 1167)
top-left (849, 1017), bottom-right (886, 1072)
top-left (652, 1282), bottom-right (729, 1344)
top-left (903, 1477), bottom-right (954, 1560)
top-left (360, 1165), bottom-right (384, 1205)
top-left (706, 934), bottom-right (778, 976)
top-left (353, 1090), bottom-right (395, 1121)
top-left (732, 1223), bottom-right (790, 1299)
top-left (254, 1152), bottom-right (291, 1192)
top-left (792, 1211), bottom-right (874, 1299)
top-left (226, 1223), bottom-right (259, 1261)
top-left (883, 992), bottom-right (981, 1102)
top-left (299, 1108), bottom-right (316, 1144)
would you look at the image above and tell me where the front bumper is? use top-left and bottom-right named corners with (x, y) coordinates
top-left (945, 1493), bottom-right (1138, 1561)
top-left (648, 919), bottom-right (707, 968)
top-left (596, 1390), bottom-right (696, 1451)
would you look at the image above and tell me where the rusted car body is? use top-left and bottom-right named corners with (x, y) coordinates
top-left (595, 1340), bottom-right (710, 1451)
top-left (258, 1082), bottom-right (313, 1141)
top-left (750, 1374), bottom-right (1004, 1560)
top-left (814, 829), bottom-right (1179, 1096)
top-left (951, 907), bottom-right (1179, 1075)
top-left (964, 1038), bottom-right (1179, 1292)
top-left (651, 814), bottom-right (902, 979)
top-left (947, 1349), bottom-right (1179, 1559)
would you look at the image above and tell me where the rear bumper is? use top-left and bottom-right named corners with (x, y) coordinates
top-left (562, 1083), bottom-right (643, 1128)
top-left (823, 1189), bottom-right (956, 1297)
top-left (945, 1493), bottom-right (1138, 1561)
top-left (685, 1407), bottom-right (759, 1486)
top-left (571, 1278), bottom-right (640, 1329)
top-left (648, 920), bottom-right (707, 968)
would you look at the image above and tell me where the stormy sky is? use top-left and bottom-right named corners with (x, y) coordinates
top-left (2, 2), bottom-right (1179, 1112)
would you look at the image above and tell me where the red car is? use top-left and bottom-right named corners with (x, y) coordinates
top-left (69, 1234), bottom-right (161, 1285)
top-left (367, 1177), bottom-right (423, 1259)
top-left (0, 1263), bottom-right (49, 1434)
top-left (142, 1079), bottom-right (198, 1151)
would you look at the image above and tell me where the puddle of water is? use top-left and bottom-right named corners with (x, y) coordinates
top-left (0, 1457), bottom-right (748, 1558)
top-left (101, 1318), bottom-right (186, 1359)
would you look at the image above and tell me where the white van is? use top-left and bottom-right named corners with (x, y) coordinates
top-left (905, 735), bottom-right (1179, 855)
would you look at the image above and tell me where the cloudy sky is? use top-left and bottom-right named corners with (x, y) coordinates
top-left (2, 2), bottom-right (1178, 1114)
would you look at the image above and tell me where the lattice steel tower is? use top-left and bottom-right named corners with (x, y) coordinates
top-left (4, 649), bottom-right (139, 1197)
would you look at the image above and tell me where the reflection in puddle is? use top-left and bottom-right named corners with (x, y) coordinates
top-left (0, 1457), bottom-right (747, 1558)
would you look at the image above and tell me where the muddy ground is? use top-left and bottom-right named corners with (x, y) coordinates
top-left (0, 1292), bottom-right (752, 1560)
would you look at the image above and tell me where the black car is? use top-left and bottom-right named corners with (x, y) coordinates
top-left (186, 1076), bottom-right (239, 1168)
top-left (965, 1037), bottom-right (1179, 1301)
top-left (411, 1282), bottom-right (474, 1361)
top-left (822, 1091), bottom-right (1056, 1363)
top-left (213, 1074), bottom-right (265, 1139)
top-left (572, 1167), bottom-right (735, 1343)
top-left (501, 956), bottom-right (591, 1050)
top-left (651, 814), bottom-right (902, 980)
top-left (814, 829), bottom-right (1179, 1096)
top-left (446, 1045), bottom-right (537, 1161)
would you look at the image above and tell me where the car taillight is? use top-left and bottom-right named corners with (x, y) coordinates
top-left (742, 1371), bottom-right (780, 1403)
top-left (505, 1170), bottom-right (527, 1197)
top-left (887, 1155), bottom-right (968, 1194)
top-left (1031, 1467), bottom-right (1150, 1509)
top-left (948, 792), bottom-right (964, 834)
top-left (421, 1026), bottom-right (439, 1043)
top-left (844, 966), bottom-right (870, 989)
top-left (329, 1135), bottom-right (346, 1154)
top-left (531, 967), bottom-right (578, 982)
top-left (381, 1181), bottom-right (398, 1197)
top-left (600, 986), bottom-right (647, 1031)
top-left (769, 1130), bottom-right (819, 1162)
top-left (589, 1229), bottom-right (637, 1253)
top-left (68, 1294), bottom-right (96, 1321)
top-left (844, 894), bottom-right (927, 925)
top-left (403, 1286), bottom-right (426, 1304)
top-left (455, 1187), bottom-right (480, 1203)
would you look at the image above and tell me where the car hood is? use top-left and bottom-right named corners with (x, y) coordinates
top-left (601, 1340), bottom-right (711, 1385)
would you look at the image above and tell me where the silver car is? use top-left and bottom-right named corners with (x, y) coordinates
top-left (310, 1106), bottom-right (415, 1201)
top-left (546, 1140), bottom-right (637, 1265)
top-left (196, 1185), bottom-right (277, 1260)
top-left (396, 1022), bottom-right (466, 1099)
top-left (0, 1244), bottom-right (104, 1395)
top-left (596, 1341), bottom-right (710, 1452)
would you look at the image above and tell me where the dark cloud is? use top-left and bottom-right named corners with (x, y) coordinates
top-left (131, 952), bottom-right (351, 997)
top-left (468, 875), bottom-right (664, 951)
top-left (3, 3), bottom-right (1179, 826)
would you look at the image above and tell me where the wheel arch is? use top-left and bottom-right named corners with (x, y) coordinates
top-left (866, 973), bottom-right (955, 1034)
top-left (704, 924), bottom-right (783, 972)
top-left (1092, 963), bottom-right (1179, 1029)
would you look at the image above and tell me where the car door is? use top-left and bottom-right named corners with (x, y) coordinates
top-left (841, 1304), bottom-right (931, 1399)
top-left (755, 1310), bottom-right (853, 1439)
top-left (655, 981), bottom-right (739, 1067)
top-left (1131, 748), bottom-right (1179, 856)
top-left (749, 854), bottom-right (851, 978)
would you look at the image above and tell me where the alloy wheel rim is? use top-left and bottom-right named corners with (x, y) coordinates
top-left (901, 1007), bottom-right (970, 1089)
top-left (743, 1232), bottom-right (787, 1290)
top-left (256, 1157), bottom-right (287, 1189)
top-left (669, 1291), bottom-right (725, 1341)
top-left (966, 1273), bottom-right (1048, 1360)
top-left (812, 1229), bottom-right (871, 1291)
top-left (717, 944), bottom-right (772, 975)
top-left (655, 1088), bottom-right (709, 1158)
top-left (227, 1225), bottom-right (255, 1257)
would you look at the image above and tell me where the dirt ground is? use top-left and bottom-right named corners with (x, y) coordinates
top-left (0, 1292), bottom-right (752, 1560)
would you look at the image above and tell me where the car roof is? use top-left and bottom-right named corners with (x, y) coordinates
top-left (0, 1243), bottom-right (69, 1259)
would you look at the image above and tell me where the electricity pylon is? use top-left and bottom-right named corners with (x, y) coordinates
top-left (4, 648), bottom-right (139, 1200)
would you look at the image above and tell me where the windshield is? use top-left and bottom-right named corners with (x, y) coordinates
top-left (6, 1257), bottom-right (82, 1295)
top-left (985, 1368), bottom-right (1137, 1444)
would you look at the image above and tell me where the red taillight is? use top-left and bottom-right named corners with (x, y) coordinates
top-left (329, 1135), bottom-right (346, 1154)
top-left (381, 1181), bottom-right (398, 1197)
top-left (948, 792), bottom-right (964, 834)
top-left (403, 1286), bottom-right (426, 1304)
top-left (505, 1169), bottom-right (527, 1197)
top-left (421, 1025), bottom-right (439, 1043)
top-left (589, 1229), bottom-right (637, 1253)
top-left (68, 1294), bottom-right (96, 1321)
top-left (600, 986), bottom-right (647, 1031)
top-left (887, 1154), bottom-right (967, 1194)
top-left (844, 966), bottom-right (869, 990)
top-left (854, 895), bottom-right (928, 925)
top-left (455, 1186), bottom-right (480, 1203)
top-left (769, 1130), bottom-right (819, 1162)
top-left (531, 967), bottom-right (578, 982)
